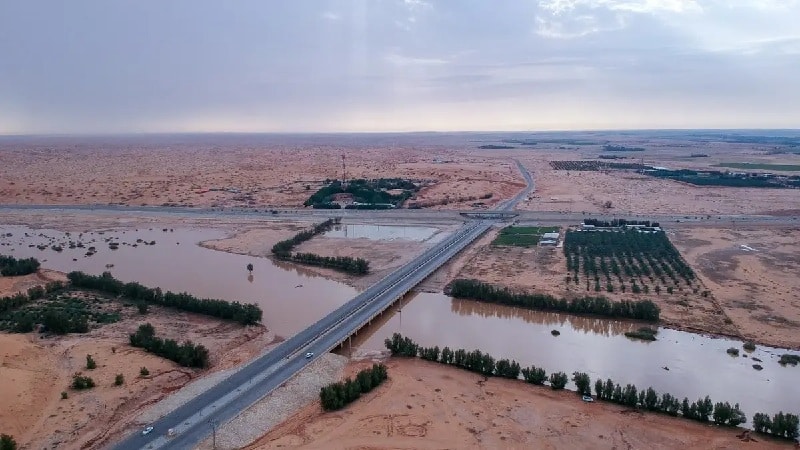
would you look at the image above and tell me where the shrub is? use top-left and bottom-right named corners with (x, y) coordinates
top-left (521, 366), bottom-right (547, 385)
top-left (0, 434), bottom-right (17, 450)
top-left (114, 374), bottom-right (124, 386)
top-left (61, 391), bottom-right (68, 400)
top-left (320, 364), bottom-right (388, 411)
top-left (130, 323), bottom-right (209, 368)
top-left (624, 327), bottom-right (658, 341)
top-left (778, 354), bottom-right (799, 366)
top-left (571, 372), bottom-right (591, 395)
top-left (140, 367), bottom-right (150, 376)
top-left (86, 354), bottom-right (97, 370)
top-left (726, 348), bottom-right (739, 356)
top-left (72, 375), bottom-right (96, 390)
top-left (743, 341), bottom-right (756, 352)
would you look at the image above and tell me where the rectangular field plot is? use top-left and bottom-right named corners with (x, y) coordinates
top-left (563, 229), bottom-right (698, 295)
top-left (492, 226), bottom-right (559, 247)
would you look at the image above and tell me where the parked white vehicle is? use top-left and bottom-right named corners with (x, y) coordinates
top-left (581, 395), bottom-right (594, 403)
top-left (142, 426), bottom-right (154, 435)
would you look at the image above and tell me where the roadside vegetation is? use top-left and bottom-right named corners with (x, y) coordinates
top-left (129, 323), bottom-right (209, 368)
top-left (385, 333), bottom-right (799, 440)
top-left (624, 327), bottom-right (658, 341)
top-left (271, 218), bottom-right (369, 275)
top-left (450, 279), bottom-right (660, 322)
top-left (0, 254), bottom-right (40, 276)
top-left (319, 363), bottom-right (388, 411)
top-left (304, 178), bottom-right (419, 209)
top-left (491, 226), bottom-right (559, 247)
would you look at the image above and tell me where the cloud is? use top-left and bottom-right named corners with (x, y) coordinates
top-left (0, 0), bottom-right (798, 133)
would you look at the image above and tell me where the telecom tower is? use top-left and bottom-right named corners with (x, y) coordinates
top-left (341, 154), bottom-right (347, 186)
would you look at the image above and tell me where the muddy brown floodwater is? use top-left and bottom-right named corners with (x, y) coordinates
top-left (349, 291), bottom-right (800, 423)
top-left (0, 225), bottom-right (358, 338)
top-left (2, 224), bottom-right (799, 425)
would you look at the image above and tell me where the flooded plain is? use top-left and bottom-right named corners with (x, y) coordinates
top-left (2, 223), bottom-right (799, 421)
top-left (350, 292), bottom-right (800, 420)
top-left (0, 225), bottom-right (358, 337)
top-left (323, 223), bottom-right (444, 242)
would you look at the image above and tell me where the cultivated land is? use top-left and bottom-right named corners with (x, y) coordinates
top-left (249, 357), bottom-right (791, 450)
top-left (2, 131), bottom-right (800, 447)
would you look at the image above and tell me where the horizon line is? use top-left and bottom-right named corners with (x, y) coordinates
top-left (2, 127), bottom-right (800, 139)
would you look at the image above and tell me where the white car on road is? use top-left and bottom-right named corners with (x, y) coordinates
top-left (305, 352), bottom-right (314, 359)
top-left (142, 426), bottom-right (154, 435)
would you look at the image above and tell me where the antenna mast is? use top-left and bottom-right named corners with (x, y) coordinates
top-left (341, 154), bottom-right (347, 186)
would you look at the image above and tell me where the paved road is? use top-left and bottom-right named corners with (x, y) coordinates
top-left (110, 162), bottom-right (534, 450)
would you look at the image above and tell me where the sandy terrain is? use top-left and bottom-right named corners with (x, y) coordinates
top-left (0, 275), bottom-right (274, 450)
top-left (248, 357), bottom-right (790, 450)
top-left (0, 139), bottom-right (522, 210)
top-left (672, 226), bottom-right (800, 349)
top-left (516, 152), bottom-right (800, 216)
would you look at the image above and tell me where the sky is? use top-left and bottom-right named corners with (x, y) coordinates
top-left (1, 0), bottom-right (799, 134)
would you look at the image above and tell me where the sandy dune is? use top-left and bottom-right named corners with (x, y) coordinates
top-left (249, 357), bottom-right (789, 450)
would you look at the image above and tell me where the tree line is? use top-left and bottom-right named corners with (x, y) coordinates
top-left (271, 219), bottom-right (370, 275)
top-left (0, 281), bottom-right (64, 315)
top-left (449, 279), bottom-right (660, 322)
top-left (319, 363), bottom-right (388, 411)
top-left (384, 333), bottom-right (799, 440)
top-left (129, 323), bottom-right (209, 368)
top-left (0, 255), bottom-right (40, 276)
top-left (66, 271), bottom-right (262, 325)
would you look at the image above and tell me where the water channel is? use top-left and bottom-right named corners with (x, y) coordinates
top-left (2, 223), bottom-right (798, 421)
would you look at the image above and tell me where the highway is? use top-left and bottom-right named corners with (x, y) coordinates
top-left (110, 162), bottom-right (534, 450)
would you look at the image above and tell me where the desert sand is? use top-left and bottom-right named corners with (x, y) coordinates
top-left (672, 226), bottom-right (800, 349)
top-left (0, 275), bottom-right (273, 450)
top-left (249, 357), bottom-right (790, 450)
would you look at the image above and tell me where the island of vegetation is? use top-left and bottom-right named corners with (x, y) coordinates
top-left (385, 333), bottom-right (799, 441)
top-left (271, 218), bottom-right (369, 275)
top-left (304, 178), bottom-right (420, 209)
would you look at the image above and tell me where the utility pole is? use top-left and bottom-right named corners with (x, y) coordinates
top-left (208, 419), bottom-right (218, 449)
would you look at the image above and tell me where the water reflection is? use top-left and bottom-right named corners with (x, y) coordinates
top-left (0, 225), bottom-right (359, 338)
top-left (324, 224), bottom-right (443, 242)
top-left (451, 298), bottom-right (637, 336)
top-left (355, 291), bottom-right (800, 421)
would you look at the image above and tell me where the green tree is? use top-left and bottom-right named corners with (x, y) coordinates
top-left (0, 434), bottom-right (17, 450)
top-left (549, 372), bottom-right (568, 390)
top-left (246, 263), bottom-right (254, 273)
top-left (571, 372), bottom-right (591, 395)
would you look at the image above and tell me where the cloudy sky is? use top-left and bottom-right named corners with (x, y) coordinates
top-left (1, 0), bottom-right (799, 134)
